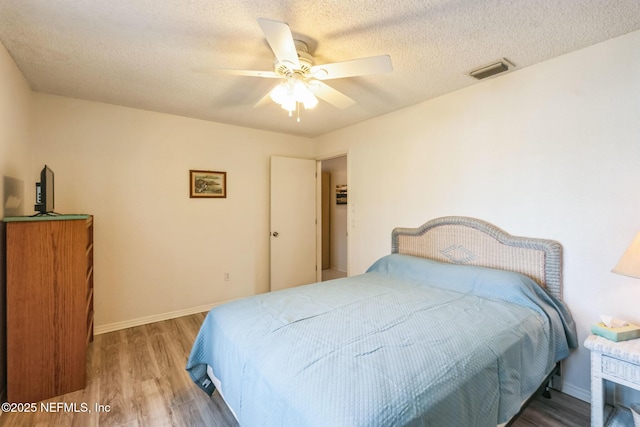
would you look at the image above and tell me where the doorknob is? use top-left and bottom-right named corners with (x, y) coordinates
top-left (272, 231), bottom-right (279, 237)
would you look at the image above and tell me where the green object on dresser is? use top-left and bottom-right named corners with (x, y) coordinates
top-left (591, 322), bottom-right (640, 342)
top-left (3, 214), bottom-right (90, 222)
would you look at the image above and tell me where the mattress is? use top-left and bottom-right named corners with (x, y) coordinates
top-left (187, 254), bottom-right (577, 426)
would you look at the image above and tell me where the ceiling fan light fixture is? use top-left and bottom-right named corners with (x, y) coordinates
top-left (292, 79), bottom-right (308, 99)
top-left (293, 80), bottom-right (318, 109)
top-left (269, 78), bottom-right (318, 117)
top-left (302, 94), bottom-right (318, 110)
top-left (281, 97), bottom-right (296, 113)
top-left (269, 82), bottom-right (289, 105)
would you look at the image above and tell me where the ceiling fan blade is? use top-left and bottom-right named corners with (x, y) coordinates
top-left (308, 81), bottom-right (356, 109)
top-left (311, 55), bottom-right (392, 80)
top-left (253, 89), bottom-right (274, 108)
top-left (257, 18), bottom-right (300, 69)
top-left (192, 68), bottom-right (280, 78)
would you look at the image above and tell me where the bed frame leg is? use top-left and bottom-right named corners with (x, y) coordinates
top-left (543, 383), bottom-right (552, 399)
top-left (543, 362), bottom-right (560, 399)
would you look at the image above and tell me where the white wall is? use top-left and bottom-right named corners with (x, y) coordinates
top-left (29, 94), bottom-right (315, 331)
top-left (322, 156), bottom-right (348, 272)
top-left (0, 41), bottom-right (32, 215)
top-left (316, 30), bottom-right (640, 401)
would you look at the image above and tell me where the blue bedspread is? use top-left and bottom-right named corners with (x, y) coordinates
top-left (187, 254), bottom-right (577, 426)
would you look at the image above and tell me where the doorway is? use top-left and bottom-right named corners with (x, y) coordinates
top-left (320, 155), bottom-right (348, 281)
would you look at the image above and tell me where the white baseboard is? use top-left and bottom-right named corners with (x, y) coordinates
top-left (93, 301), bottom-right (227, 335)
top-left (560, 382), bottom-right (590, 403)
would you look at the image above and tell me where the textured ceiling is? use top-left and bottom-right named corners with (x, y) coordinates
top-left (1, 1), bottom-right (640, 137)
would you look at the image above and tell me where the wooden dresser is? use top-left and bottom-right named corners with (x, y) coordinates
top-left (4, 215), bottom-right (94, 403)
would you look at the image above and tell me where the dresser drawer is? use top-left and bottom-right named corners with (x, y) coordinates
top-left (602, 355), bottom-right (640, 386)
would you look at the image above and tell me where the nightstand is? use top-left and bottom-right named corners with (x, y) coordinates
top-left (585, 334), bottom-right (640, 426)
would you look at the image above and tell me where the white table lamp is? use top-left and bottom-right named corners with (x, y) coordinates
top-left (612, 232), bottom-right (640, 279)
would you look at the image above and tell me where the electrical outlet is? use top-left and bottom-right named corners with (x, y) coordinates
top-left (224, 272), bottom-right (230, 281)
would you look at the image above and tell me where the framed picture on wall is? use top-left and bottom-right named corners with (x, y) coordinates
top-left (336, 184), bottom-right (347, 205)
top-left (190, 170), bottom-right (227, 198)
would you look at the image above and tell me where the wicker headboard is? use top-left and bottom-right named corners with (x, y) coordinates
top-left (391, 216), bottom-right (563, 299)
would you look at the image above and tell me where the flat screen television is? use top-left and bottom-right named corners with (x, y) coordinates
top-left (34, 165), bottom-right (54, 215)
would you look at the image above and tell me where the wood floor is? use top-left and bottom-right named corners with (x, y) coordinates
top-left (510, 391), bottom-right (591, 427)
top-left (322, 268), bottom-right (347, 281)
top-left (0, 313), bottom-right (590, 427)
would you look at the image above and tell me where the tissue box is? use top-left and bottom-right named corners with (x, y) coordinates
top-left (591, 322), bottom-right (640, 342)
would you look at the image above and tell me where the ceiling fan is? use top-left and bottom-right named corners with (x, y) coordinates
top-left (194, 18), bottom-right (393, 121)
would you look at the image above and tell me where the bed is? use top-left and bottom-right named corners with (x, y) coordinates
top-left (187, 216), bottom-right (578, 426)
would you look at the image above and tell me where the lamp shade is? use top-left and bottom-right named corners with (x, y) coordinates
top-left (612, 232), bottom-right (640, 279)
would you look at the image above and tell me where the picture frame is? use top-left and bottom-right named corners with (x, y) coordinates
top-left (190, 170), bottom-right (227, 198)
top-left (336, 184), bottom-right (347, 205)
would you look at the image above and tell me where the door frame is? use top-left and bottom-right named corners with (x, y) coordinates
top-left (315, 151), bottom-right (350, 282)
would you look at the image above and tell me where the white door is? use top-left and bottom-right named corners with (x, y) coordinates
top-left (270, 156), bottom-right (317, 291)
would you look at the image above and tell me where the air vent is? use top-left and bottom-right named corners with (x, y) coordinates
top-left (468, 58), bottom-right (514, 80)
